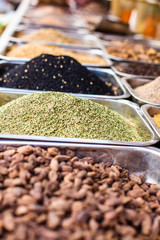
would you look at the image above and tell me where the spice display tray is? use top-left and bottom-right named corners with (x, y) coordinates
top-left (0, 96), bottom-right (158, 146)
top-left (21, 16), bottom-right (89, 32)
top-left (0, 63), bottom-right (129, 100)
top-left (1, 140), bottom-right (160, 185)
top-left (111, 61), bottom-right (155, 79)
top-left (142, 105), bottom-right (160, 139)
top-left (1, 43), bottom-right (112, 67)
top-left (122, 77), bottom-right (160, 106)
top-left (9, 31), bottom-right (101, 50)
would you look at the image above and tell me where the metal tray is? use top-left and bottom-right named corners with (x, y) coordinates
top-left (9, 32), bottom-right (101, 49)
top-left (142, 104), bottom-right (160, 139)
top-left (0, 140), bottom-right (160, 185)
top-left (0, 95), bottom-right (158, 146)
top-left (112, 62), bottom-right (155, 79)
top-left (122, 77), bottom-right (160, 106)
top-left (0, 64), bottom-right (129, 100)
top-left (1, 43), bottom-right (112, 67)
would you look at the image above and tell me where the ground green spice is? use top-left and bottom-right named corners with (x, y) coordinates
top-left (0, 92), bottom-right (150, 142)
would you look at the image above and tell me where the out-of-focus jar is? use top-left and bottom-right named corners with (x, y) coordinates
top-left (136, 0), bottom-right (160, 39)
top-left (111, 0), bottom-right (136, 23)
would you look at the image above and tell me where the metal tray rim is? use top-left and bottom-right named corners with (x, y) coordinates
top-left (0, 67), bottom-right (130, 100)
top-left (111, 65), bottom-right (155, 80)
top-left (122, 77), bottom-right (160, 107)
top-left (141, 104), bottom-right (160, 139)
top-left (0, 98), bottom-right (158, 146)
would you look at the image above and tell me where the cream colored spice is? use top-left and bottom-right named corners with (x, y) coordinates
top-left (134, 77), bottom-right (160, 104)
top-left (19, 28), bottom-right (78, 44)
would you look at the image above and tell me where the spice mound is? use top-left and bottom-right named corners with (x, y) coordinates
top-left (152, 114), bottom-right (160, 128)
top-left (1, 54), bottom-right (118, 95)
top-left (0, 92), bottom-right (148, 142)
top-left (18, 28), bottom-right (78, 44)
top-left (134, 77), bottom-right (160, 104)
top-left (0, 145), bottom-right (160, 240)
top-left (5, 43), bottom-right (106, 65)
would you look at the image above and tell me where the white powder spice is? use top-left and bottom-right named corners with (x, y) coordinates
top-left (134, 77), bottom-right (160, 104)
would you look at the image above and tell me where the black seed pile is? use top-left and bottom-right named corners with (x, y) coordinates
top-left (0, 54), bottom-right (120, 95)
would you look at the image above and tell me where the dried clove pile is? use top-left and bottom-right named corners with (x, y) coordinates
top-left (0, 145), bottom-right (160, 240)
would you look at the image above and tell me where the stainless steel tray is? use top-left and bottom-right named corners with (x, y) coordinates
top-left (142, 104), bottom-right (160, 139)
top-left (112, 62), bottom-right (155, 79)
top-left (122, 77), bottom-right (160, 106)
top-left (0, 64), bottom-right (129, 99)
top-left (0, 95), bottom-right (158, 146)
top-left (0, 140), bottom-right (160, 185)
top-left (1, 43), bottom-right (112, 67)
top-left (9, 33), bottom-right (101, 50)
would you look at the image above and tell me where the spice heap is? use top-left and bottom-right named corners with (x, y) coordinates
top-left (106, 42), bottom-right (160, 63)
top-left (18, 28), bottom-right (78, 45)
top-left (0, 54), bottom-right (119, 95)
top-left (0, 145), bottom-right (160, 240)
top-left (6, 43), bottom-right (106, 65)
top-left (152, 114), bottom-right (160, 128)
top-left (134, 77), bottom-right (160, 104)
top-left (113, 62), bottom-right (160, 77)
top-left (0, 92), bottom-right (149, 142)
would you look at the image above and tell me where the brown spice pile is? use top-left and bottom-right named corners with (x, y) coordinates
top-left (19, 28), bottom-right (78, 44)
top-left (134, 77), bottom-right (160, 104)
top-left (0, 145), bottom-right (160, 240)
top-left (5, 43), bottom-right (106, 65)
top-left (106, 42), bottom-right (160, 63)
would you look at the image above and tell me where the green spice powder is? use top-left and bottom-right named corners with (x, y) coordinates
top-left (0, 92), bottom-right (149, 142)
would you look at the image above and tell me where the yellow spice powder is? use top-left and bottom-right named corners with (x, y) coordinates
top-left (152, 114), bottom-right (160, 128)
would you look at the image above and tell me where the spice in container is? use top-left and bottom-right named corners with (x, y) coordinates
top-left (0, 144), bottom-right (160, 239)
top-left (106, 42), bottom-right (160, 63)
top-left (0, 54), bottom-right (119, 95)
top-left (134, 76), bottom-right (160, 104)
top-left (113, 61), bottom-right (160, 77)
top-left (0, 92), bottom-right (149, 142)
top-left (5, 43), bottom-right (106, 65)
top-left (152, 114), bottom-right (160, 128)
top-left (18, 28), bottom-right (79, 45)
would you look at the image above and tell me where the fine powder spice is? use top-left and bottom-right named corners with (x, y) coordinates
top-left (5, 43), bottom-right (106, 65)
top-left (0, 54), bottom-right (119, 95)
top-left (0, 92), bottom-right (149, 142)
top-left (0, 145), bottom-right (160, 239)
top-left (152, 114), bottom-right (160, 128)
top-left (134, 77), bottom-right (160, 104)
top-left (18, 28), bottom-right (79, 45)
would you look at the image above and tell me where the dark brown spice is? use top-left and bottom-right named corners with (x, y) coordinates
top-left (0, 145), bottom-right (160, 239)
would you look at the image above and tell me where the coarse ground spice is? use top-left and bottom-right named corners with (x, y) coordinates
top-left (106, 42), bottom-right (160, 63)
top-left (0, 92), bottom-right (150, 142)
top-left (113, 62), bottom-right (160, 77)
top-left (152, 114), bottom-right (160, 128)
top-left (18, 28), bottom-right (79, 44)
top-left (0, 145), bottom-right (160, 240)
top-left (5, 43), bottom-right (106, 65)
top-left (0, 54), bottom-right (119, 95)
top-left (134, 77), bottom-right (160, 104)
